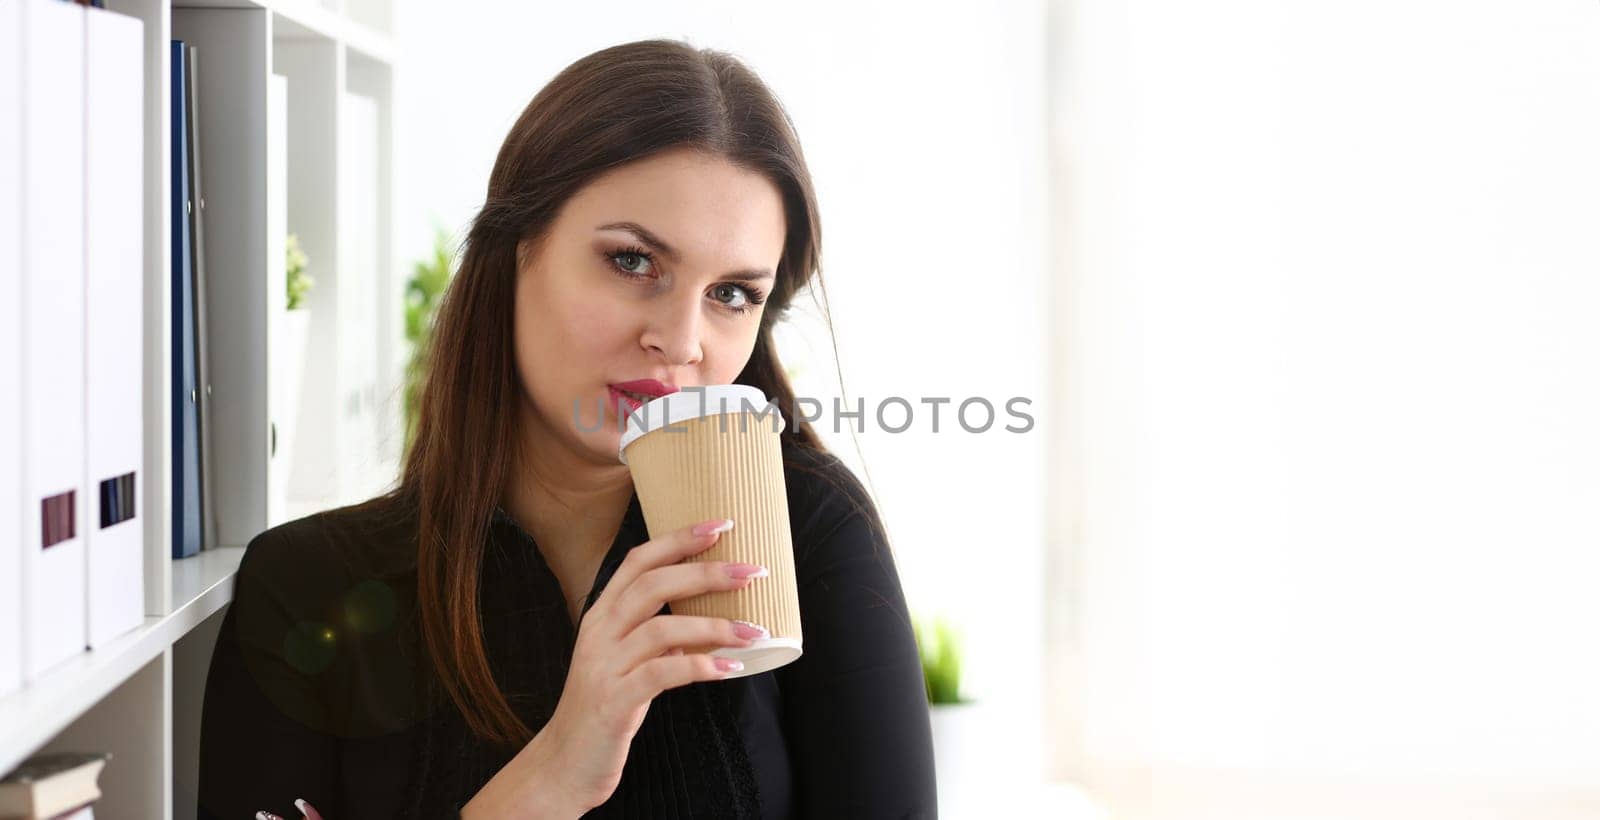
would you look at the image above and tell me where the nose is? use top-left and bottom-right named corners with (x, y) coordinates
top-left (640, 294), bottom-right (705, 367)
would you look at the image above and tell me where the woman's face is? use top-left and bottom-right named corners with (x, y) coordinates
top-left (513, 146), bottom-right (788, 467)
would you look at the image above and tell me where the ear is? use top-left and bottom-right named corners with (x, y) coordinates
top-left (515, 237), bottom-right (533, 271)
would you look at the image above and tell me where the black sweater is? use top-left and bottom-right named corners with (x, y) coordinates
top-left (196, 441), bottom-right (937, 819)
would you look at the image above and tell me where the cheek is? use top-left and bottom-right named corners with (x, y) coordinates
top-left (706, 325), bottom-right (762, 382)
top-left (515, 280), bottom-right (630, 391)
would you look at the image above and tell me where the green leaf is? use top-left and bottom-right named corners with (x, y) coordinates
top-left (914, 611), bottom-right (968, 704)
top-left (401, 224), bottom-right (457, 458)
top-left (285, 233), bottom-right (313, 310)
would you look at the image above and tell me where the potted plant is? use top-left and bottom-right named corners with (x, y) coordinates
top-left (402, 226), bottom-right (455, 458)
top-left (285, 232), bottom-right (314, 311)
top-left (915, 612), bottom-right (979, 809)
top-left (280, 233), bottom-right (314, 387)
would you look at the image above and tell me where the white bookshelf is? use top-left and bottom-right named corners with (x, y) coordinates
top-left (0, 0), bottom-right (399, 815)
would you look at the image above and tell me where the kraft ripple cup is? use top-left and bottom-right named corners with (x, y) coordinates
top-left (618, 384), bottom-right (802, 677)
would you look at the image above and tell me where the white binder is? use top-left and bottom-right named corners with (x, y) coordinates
top-left (84, 7), bottom-right (146, 649)
top-left (266, 73), bottom-right (290, 527)
top-left (19, 0), bottom-right (89, 680)
top-left (0, 0), bottom-right (24, 698)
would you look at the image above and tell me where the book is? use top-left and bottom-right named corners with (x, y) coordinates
top-left (266, 72), bottom-right (290, 527)
top-left (185, 43), bottom-right (218, 552)
top-left (18, 0), bottom-right (89, 681)
top-left (83, 3), bottom-right (145, 649)
top-left (0, 0), bottom-right (25, 700)
top-left (0, 751), bottom-right (109, 820)
top-left (170, 40), bottom-right (201, 560)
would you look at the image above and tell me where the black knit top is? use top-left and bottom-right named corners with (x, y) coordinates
top-left (195, 441), bottom-right (937, 819)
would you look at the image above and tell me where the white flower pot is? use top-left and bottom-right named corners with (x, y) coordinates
top-left (929, 700), bottom-right (982, 814)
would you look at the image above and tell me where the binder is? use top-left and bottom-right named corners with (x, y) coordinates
top-left (0, 0), bottom-right (24, 698)
top-left (186, 44), bottom-right (218, 551)
top-left (171, 40), bottom-right (201, 560)
top-left (266, 73), bottom-right (289, 527)
top-left (84, 6), bottom-right (145, 648)
top-left (19, 0), bottom-right (89, 679)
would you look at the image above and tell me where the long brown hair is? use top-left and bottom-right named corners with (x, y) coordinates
top-left (388, 38), bottom-right (877, 747)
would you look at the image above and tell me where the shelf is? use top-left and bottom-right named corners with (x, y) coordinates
top-left (340, 17), bottom-right (394, 64)
top-left (172, 546), bottom-right (247, 618)
top-left (0, 546), bottom-right (244, 776)
top-left (3, 0), bottom-right (396, 811)
top-left (174, 0), bottom-right (395, 63)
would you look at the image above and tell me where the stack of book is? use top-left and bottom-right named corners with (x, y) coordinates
top-left (0, 752), bottom-right (111, 820)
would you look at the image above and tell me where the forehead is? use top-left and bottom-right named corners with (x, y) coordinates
top-left (558, 148), bottom-right (787, 263)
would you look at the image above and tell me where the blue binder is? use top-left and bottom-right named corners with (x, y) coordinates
top-left (171, 40), bottom-right (201, 559)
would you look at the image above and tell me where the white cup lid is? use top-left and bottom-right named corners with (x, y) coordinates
top-left (617, 384), bottom-right (786, 465)
top-left (709, 637), bottom-right (803, 677)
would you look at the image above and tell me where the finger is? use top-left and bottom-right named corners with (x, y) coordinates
top-left (616, 614), bottom-right (763, 673)
top-left (256, 813), bottom-right (284, 820)
top-left (296, 799), bottom-right (324, 820)
top-left (607, 560), bottom-right (762, 638)
top-left (591, 519), bottom-right (732, 617)
top-left (623, 653), bottom-right (745, 703)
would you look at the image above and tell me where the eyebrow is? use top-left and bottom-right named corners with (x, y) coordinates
top-left (596, 221), bottom-right (776, 282)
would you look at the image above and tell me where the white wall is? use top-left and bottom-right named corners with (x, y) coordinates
top-left (394, 0), bottom-right (1054, 789)
top-left (394, 1), bottom-right (1600, 814)
top-left (1054, 0), bottom-right (1600, 815)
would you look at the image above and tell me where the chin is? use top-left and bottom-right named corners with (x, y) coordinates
top-left (582, 426), bottom-right (628, 465)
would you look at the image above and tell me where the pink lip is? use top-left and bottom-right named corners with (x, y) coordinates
top-left (609, 378), bottom-right (680, 398)
top-left (606, 380), bottom-right (681, 421)
top-left (607, 385), bottom-right (647, 416)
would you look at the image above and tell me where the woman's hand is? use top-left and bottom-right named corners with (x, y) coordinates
top-left (463, 517), bottom-right (771, 818)
top-left (255, 798), bottom-right (322, 820)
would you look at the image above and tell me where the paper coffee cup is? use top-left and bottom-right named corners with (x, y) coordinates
top-left (618, 384), bottom-right (802, 678)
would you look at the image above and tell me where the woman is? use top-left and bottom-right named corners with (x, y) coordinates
top-left (197, 38), bottom-right (936, 819)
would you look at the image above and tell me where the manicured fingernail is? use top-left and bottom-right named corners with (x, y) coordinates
top-left (693, 518), bottom-right (734, 537)
top-left (725, 563), bottom-right (768, 580)
top-left (715, 657), bottom-right (745, 674)
top-left (257, 813), bottom-right (281, 820)
top-left (732, 620), bottom-right (769, 640)
top-left (295, 799), bottom-right (311, 815)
